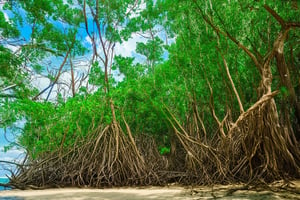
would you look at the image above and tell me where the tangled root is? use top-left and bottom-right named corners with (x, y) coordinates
top-left (226, 95), bottom-right (300, 183)
top-left (10, 120), bottom-right (151, 189)
top-left (164, 92), bottom-right (300, 185)
top-left (8, 93), bottom-right (300, 188)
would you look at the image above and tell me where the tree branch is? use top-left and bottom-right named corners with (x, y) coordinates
top-left (0, 84), bottom-right (17, 92)
top-left (32, 34), bottom-right (76, 101)
top-left (217, 48), bottom-right (244, 113)
top-left (192, 0), bottom-right (261, 71)
top-left (264, 4), bottom-right (300, 28)
top-left (263, 5), bottom-right (286, 27)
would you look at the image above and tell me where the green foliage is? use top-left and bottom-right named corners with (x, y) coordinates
top-left (279, 86), bottom-right (289, 98)
top-left (32, 64), bottom-right (43, 73)
top-left (159, 146), bottom-right (170, 155)
top-left (89, 61), bottom-right (105, 87)
top-left (0, 11), bottom-right (19, 38)
top-left (1, 0), bottom-right (299, 165)
top-left (15, 92), bottom-right (105, 157)
top-left (136, 36), bottom-right (164, 67)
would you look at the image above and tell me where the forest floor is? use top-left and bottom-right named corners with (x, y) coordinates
top-left (0, 180), bottom-right (299, 200)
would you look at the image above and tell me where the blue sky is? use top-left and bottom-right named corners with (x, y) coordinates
top-left (0, 128), bottom-right (25, 178)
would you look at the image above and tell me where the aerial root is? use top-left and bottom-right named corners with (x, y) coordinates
top-left (10, 120), bottom-right (155, 189)
top-left (8, 94), bottom-right (300, 188)
top-left (164, 92), bottom-right (300, 185)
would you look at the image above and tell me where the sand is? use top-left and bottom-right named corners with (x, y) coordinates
top-left (0, 181), bottom-right (299, 200)
top-left (0, 187), bottom-right (194, 200)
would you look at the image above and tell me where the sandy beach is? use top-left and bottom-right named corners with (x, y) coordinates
top-left (0, 187), bottom-right (195, 200)
top-left (1, 182), bottom-right (300, 200)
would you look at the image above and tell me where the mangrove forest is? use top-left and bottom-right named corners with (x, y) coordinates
top-left (0, 0), bottom-right (299, 189)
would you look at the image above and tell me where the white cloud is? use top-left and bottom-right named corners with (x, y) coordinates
top-left (0, 147), bottom-right (25, 166)
top-left (129, 2), bottom-right (146, 18)
top-left (59, 71), bottom-right (82, 95)
top-left (3, 44), bottom-right (19, 52)
top-left (0, 147), bottom-right (25, 177)
top-left (31, 74), bottom-right (50, 90)
top-left (3, 12), bottom-right (9, 22)
top-left (30, 61), bottom-right (93, 100)
top-left (31, 74), bottom-right (63, 101)
top-left (85, 35), bottom-right (92, 45)
top-left (0, 3), bottom-right (9, 22)
top-left (115, 33), bottom-right (147, 58)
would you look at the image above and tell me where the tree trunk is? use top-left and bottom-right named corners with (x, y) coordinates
top-left (274, 30), bottom-right (300, 134)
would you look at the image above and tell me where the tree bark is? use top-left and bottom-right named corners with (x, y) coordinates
top-left (264, 5), bottom-right (300, 133)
